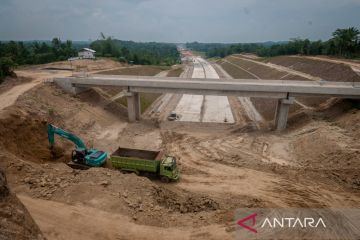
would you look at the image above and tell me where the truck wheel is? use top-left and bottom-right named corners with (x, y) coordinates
top-left (160, 176), bottom-right (170, 183)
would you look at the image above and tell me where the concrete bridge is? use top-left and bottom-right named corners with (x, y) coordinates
top-left (54, 75), bottom-right (360, 130)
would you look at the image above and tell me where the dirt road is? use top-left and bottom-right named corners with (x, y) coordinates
top-left (0, 70), bottom-right (72, 111)
top-left (19, 195), bottom-right (230, 240)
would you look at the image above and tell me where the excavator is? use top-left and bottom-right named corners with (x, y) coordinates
top-left (47, 124), bottom-right (107, 168)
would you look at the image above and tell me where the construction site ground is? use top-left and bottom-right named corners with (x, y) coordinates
top-left (0, 56), bottom-right (359, 240)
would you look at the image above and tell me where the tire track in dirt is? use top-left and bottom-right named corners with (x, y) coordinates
top-left (163, 129), bottom-right (359, 209)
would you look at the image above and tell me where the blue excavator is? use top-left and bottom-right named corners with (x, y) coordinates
top-left (47, 124), bottom-right (107, 168)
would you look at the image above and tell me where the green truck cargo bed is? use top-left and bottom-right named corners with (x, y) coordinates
top-left (111, 147), bottom-right (163, 173)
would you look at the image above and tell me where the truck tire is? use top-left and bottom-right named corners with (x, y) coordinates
top-left (160, 176), bottom-right (170, 183)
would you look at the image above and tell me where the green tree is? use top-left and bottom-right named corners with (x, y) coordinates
top-left (0, 57), bottom-right (16, 81)
top-left (332, 27), bottom-right (360, 57)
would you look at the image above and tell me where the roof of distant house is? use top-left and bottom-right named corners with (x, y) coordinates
top-left (79, 48), bottom-right (96, 53)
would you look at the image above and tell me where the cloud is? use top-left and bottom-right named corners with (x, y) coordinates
top-left (0, 0), bottom-right (359, 42)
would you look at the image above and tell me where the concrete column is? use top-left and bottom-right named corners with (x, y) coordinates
top-left (126, 92), bottom-right (141, 122)
top-left (53, 78), bottom-right (89, 95)
top-left (274, 97), bottom-right (294, 131)
top-left (73, 86), bottom-right (89, 95)
top-left (134, 92), bottom-right (141, 121)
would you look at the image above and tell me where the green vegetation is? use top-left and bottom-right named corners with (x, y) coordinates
top-left (167, 67), bottom-right (184, 77)
top-left (97, 65), bottom-right (171, 113)
top-left (187, 27), bottom-right (360, 59)
top-left (0, 57), bottom-right (16, 82)
top-left (90, 35), bottom-right (180, 66)
top-left (97, 65), bottom-right (170, 76)
top-left (0, 34), bottom-right (180, 80)
top-left (0, 38), bottom-right (78, 80)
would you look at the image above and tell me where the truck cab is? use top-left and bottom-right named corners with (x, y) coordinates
top-left (159, 156), bottom-right (179, 182)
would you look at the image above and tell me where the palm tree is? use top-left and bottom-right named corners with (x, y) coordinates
top-left (332, 27), bottom-right (360, 57)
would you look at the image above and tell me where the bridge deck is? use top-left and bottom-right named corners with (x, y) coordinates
top-left (55, 75), bottom-right (360, 99)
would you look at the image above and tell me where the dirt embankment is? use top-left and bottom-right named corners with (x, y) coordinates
top-left (266, 56), bottom-right (360, 82)
top-left (0, 111), bottom-right (57, 164)
top-left (20, 58), bottom-right (124, 72)
top-left (96, 65), bottom-right (177, 114)
top-left (218, 55), bottom-right (360, 122)
top-left (0, 169), bottom-right (44, 240)
top-left (217, 56), bottom-right (302, 121)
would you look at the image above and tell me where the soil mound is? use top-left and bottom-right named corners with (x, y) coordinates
top-left (0, 110), bottom-right (66, 163)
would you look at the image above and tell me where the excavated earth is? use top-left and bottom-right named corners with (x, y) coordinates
top-left (0, 57), bottom-right (359, 239)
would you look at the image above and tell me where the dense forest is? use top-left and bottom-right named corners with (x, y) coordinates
top-left (187, 27), bottom-right (360, 59)
top-left (0, 38), bottom-right (81, 80)
top-left (90, 35), bottom-right (180, 66)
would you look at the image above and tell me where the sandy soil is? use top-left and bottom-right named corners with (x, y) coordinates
top-left (0, 57), bottom-right (359, 240)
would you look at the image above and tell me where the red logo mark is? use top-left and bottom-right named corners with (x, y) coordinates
top-left (237, 213), bottom-right (257, 233)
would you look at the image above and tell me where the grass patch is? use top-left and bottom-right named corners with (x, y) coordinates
top-left (167, 67), bottom-right (184, 77)
top-left (98, 65), bottom-right (170, 76)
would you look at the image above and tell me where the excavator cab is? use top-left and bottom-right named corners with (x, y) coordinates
top-left (71, 148), bottom-right (87, 164)
top-left (71, 148), bottom-right (107, 167)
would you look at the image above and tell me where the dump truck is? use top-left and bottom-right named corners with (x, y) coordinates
top-left (110, 147), bottom-right (179, 182)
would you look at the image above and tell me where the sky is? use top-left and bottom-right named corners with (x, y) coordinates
top-left (0, 0), bottom-right (359, 43)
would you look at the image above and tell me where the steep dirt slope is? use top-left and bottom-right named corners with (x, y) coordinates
top-left (218, 55), bottom-right (359, 122)
top-left (0, 169), bottom-right (44, 240)
top-left (267, 56), bottom-right (360, 82)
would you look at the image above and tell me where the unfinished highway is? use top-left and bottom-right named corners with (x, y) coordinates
top-left (174, 57), bottom-right (234, 123)
top-left (54, 68), bottom-right (360, 130)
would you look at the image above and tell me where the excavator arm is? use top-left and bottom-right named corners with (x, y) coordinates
top-left (47, 124), bottom-right (87, 150)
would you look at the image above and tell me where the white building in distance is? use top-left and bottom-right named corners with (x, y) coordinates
top-left (78, 48), bottom-right (96, 59)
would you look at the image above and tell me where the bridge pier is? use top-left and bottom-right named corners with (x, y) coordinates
top-left (274, 97), bottom-right (294, 131)
top-left (53, 78), bottom-right (89, 95)
top-left (126, 92), bottom-right (141, 122)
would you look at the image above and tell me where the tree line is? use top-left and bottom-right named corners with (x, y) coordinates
top-left (0, 35), bottom-right (180, 81)
top-left (0, 38), bottom-right (79, 81)
top-left (90, 36), bottom-right (180, 66)
top-left (186, 27), bottom-right (360, 59)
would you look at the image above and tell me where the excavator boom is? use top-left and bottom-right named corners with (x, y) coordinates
top-left (48, 124), bottom-right (86, 149)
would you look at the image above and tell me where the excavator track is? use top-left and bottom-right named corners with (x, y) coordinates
top-left (66, 161), bottom-right (91, 170)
